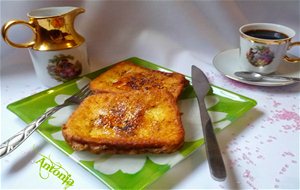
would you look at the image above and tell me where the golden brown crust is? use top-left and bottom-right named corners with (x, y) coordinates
top-left (89, 61), bottom-right (189, 99)
top-left (62, 90), bottom-right (184, 154)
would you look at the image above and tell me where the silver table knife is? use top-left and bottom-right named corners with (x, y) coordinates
top-left (191, 65), bottom-right (226, 181)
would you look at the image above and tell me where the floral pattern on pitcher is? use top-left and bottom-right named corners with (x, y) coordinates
top-left (50, 17), bottom-right (65, 28)
top-left (246, 46), bottom-right (275, 67)
top-left (47, 54), bottom-right (82, 82)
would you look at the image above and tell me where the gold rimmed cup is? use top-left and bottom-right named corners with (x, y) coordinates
top-left (239, 23), bottom-right (300, 74)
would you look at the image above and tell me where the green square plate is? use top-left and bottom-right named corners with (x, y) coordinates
top-left (7, 57), bottom-right (256, 189)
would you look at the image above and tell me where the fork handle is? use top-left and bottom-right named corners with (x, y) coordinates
top-left (0, 104), bottom-right (65, 159)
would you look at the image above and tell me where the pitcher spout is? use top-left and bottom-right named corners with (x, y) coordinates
top-left (2, 6), bottom-right (86, 51)
top-left (27, 7), bottom-right (84, 18)
top-left (70, 7), bottom-right (85, 17)
top-left (30, 6), bottom-right (86, 51)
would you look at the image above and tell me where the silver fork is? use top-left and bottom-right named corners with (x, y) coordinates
top-left (0, 84), bottom-right (91, 159)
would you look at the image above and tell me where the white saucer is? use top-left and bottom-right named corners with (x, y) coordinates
top-left (213, 49), bottom-right (300, 86)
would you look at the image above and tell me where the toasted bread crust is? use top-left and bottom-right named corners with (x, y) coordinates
top-left (62, 90), bottom-right (184, 154)
top-left (89, 61), bottom-right (189, 99)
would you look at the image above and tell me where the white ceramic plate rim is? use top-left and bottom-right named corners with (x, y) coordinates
top-left (213, 48), bottom-right (300, 87)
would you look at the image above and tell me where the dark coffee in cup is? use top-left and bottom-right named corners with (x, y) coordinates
top-left (245, 29), bottom-right (289, 40)
top-left (239, 23), bottom-right (300, 74)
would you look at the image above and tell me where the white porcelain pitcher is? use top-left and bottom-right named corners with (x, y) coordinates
top-left (2, 7), bottom-right (90, 87)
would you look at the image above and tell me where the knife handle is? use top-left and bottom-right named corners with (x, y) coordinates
top-left (203, 116), bottom-right (227, 181)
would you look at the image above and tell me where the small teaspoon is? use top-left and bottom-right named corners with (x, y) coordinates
top-left (234, 71), bottom-right (300, 82)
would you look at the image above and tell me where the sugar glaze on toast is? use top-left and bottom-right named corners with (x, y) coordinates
top-left (62, 90), bottom-right (185, 154)
top-left (90, 61), bottom-right (189, 99)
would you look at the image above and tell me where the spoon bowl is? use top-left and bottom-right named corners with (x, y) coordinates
top-left (235, 72), bottom-right (264, 81)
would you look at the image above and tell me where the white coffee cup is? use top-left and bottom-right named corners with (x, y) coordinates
top-left (239, 23), bottom-right (300, 74)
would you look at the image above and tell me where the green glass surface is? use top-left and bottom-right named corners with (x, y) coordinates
top-left (7, 57), bottom-right (257, 190)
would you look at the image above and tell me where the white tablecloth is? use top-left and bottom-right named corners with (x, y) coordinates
top-left (1, 1), bottom-right (299, 189)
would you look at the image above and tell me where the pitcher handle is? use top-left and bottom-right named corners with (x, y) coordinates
top-left (283, 41), bottom-right (300, 63)
top-left (1, 20), bottom-right (36, 48)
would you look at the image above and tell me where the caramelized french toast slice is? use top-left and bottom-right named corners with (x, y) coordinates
top-left (90, 61), bottom-right (189, 99)
top-left (62, 89), bottom-right (184, 154)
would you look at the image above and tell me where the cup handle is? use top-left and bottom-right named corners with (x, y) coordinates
top-left (283, 41), bottom-right (300, 63)
top-left (1, 20), bottom-right (36, 48)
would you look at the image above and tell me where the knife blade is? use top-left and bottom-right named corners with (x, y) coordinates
top-left (191, 65), bottom-right (226, 181)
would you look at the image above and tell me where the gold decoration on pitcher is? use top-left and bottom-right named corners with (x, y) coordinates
top-left (1, 7), bottom-right (85, 51)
